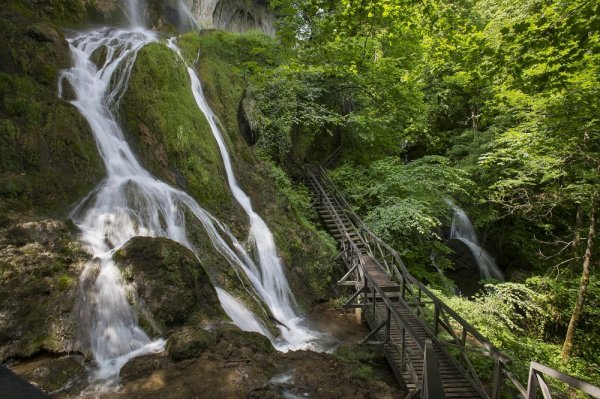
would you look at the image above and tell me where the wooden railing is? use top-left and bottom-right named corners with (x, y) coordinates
top-left (516, 362), bottom-right (600, 399)
top-left (308, 169), bottom-right (444, 395)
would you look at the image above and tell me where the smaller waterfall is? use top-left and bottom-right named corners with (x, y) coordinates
top-left (126, 0), bottom-right (143, 28)
top-left (449, 205), bottom-right (504, 281)
top-left (177, 0), bottom-right (201, 31)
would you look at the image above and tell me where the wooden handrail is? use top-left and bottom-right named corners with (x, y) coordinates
top-left (422, 340), bottom-right (446, 399)
top-left (309, 163), bottom-right (600, 398)
top-left (321, 145), bottom-right (343, 169)
top-left (316, 166), bottom-right (507, 359)
top-left (311, 166), bottom-right (508, 398)
top-left (525, 362), bottom-right (600, 399)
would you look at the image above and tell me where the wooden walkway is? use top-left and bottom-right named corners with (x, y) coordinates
top-left (306, 169), bottom-right (484, 398)
top-left (305, 163), bottom-right (600, 399)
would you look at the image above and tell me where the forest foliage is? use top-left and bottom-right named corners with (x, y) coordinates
top-left (235, 0), bottom-right (600, 387)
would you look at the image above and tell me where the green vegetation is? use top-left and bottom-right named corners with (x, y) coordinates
top-left (333, 344), bottom-right (375, 381)
top-left (121, 42), bottom-right (235, 219)
top-left (0, 8), bottom-right (103, 217)
top-left (259, 0), bottom-right (600, 388)
top-left (1, 0), bottom-right (597, 391)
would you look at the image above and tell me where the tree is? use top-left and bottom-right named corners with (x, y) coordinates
top-left (561, 199), bottom-right (597, 360)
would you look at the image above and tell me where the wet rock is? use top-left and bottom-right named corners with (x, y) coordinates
top-left (109, 329), bottom-right (402, 399)
top-left (13, 355), bottom-right (87, 395)
top-left (166, 326), bottom-right (215, 360)
top-left (114, 236), bottom-right (225, 333)
top-left (0, 218), bottom-right (88, 362)
top-left (0, 7), bottom-right (104, 217)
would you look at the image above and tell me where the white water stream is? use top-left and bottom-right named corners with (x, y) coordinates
top-left (126, 0), bottom-right (143, 29)
top-left (167, 38), bottom-right (322, 350)
top-left (449, 205), bottom-right (504, 281)
top-left (59, 21), bottom-right (321, 384)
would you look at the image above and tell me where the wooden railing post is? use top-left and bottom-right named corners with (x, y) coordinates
top-left (492, 353), bottom-right (502, 399)
top-left (422, 339), bottom-right (446, 399)
top-left (385, 307), bottom-right (391, 342)
top-left (433, 303), bottom-right (439, 337)
top-left (371, 286), bottom-right (376, 318)
top-left (400, 327), bottom-right (406, 371)
top-left (526, 366), bottom-right (538, 399)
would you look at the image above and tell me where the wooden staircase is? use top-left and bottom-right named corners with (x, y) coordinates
top-left (306, 169), bottom-right (483, 398)
top-left (304, 162), bottom-right (600, 399)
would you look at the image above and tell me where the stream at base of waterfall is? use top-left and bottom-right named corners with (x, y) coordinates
top-left (60, 26), bottom-right (324, 387)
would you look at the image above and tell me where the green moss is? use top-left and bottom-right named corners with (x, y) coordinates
top-left (178, 30), bottom-right (281, 144)
top-left (6, 0), bottom-right (127, 29)
top-left (56, 274), bottom-right (73, 292)
top-left (0, 8), bottom-right (104, 218)
top-left (120, 42), bottom-right (235, 219)
top-left (333, 344), bottom-right (376, 381)
top-left (176, 30), bottom-right (338, 303)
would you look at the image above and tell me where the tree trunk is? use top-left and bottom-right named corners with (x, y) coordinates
top-left (572, 203), bottom-right (583, 250)
top-left (561, 201), bottom-right (596, 361)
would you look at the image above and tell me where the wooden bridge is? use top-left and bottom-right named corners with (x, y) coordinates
top-left (305, 164), bottom-right (600, 399)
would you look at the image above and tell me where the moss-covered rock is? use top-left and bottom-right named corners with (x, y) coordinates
top-left (17, 355), bottom-right (87, 395)
top-left (0, 8), bottom-right (104, 218)
top-left (114, 236), bottom-right (225, 333)
top-left (0, 218), bottom-right (88, 362)
top-left (5, 0), bottom-right (127, 29)
top-left (120, 42), bottom-right (246, 228)
top-left (178, 30), bottom-right (338, 304)
top-left (166, 325), bottom-right (216, 360)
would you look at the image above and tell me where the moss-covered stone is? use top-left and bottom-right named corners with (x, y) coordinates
top-left (120, 42), bottom-right (245, 227)
top-left (5, 0), bottom-right (128, 29)
top-left (0, 218), bottom-right (88, 362)
top-left (114, 236), bottom-right (225, 333)
top-left (0, 8), bottom-right (104, 218)
top-left (166, 325), bottom-right (216, 360)
top-left (177, 30), bottom-right (338, 304)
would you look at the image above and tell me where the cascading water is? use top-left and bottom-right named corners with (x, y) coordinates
top-left (449, 205), bottom-right (504, 281)
top-left (60, 28), bottom-right (165, 382)
top-left (167, 38), bottom-right (323, 350)
top-left (177, 0), bottom-right (201, 31)
top-left (59, 20), bottom-right (322, 384)
top-left (126, 0), bottom-right (143, 28)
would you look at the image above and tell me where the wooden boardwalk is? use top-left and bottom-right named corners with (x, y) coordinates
top-left (306, 169), bottom-right (484, 398)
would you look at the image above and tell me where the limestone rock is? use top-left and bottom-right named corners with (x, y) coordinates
top-left (151, 0), bottom-right (275, 34)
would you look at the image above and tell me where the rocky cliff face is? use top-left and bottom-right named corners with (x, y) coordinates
top-left (147, 0), bottom-right (275, 34)
top-left (6, 0), bottom-right (274, 34)
top-left (192, 0), bottom-right (274, 34)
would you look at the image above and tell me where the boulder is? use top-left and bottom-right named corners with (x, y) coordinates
top-left (0, 218), bottom-right (87, 362)
top-left (166, 325), bottom-right (216, 360)
top-left (114, 236), bottom-right (224, 333)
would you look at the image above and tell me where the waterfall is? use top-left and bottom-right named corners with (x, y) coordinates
top-left (449, 205), bottom-right (504, 281)
top-left (177, 0), bottom-right (201, 31)
top-left (126, 0), bottom-right (143, 28)
top-left (167, 38), bottom-right (322, 351)
top-left (59, 27), bottom-right (322, 382)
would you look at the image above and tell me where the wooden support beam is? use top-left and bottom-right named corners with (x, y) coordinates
top-left (359, 319), bottom-right (389, 345)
